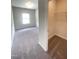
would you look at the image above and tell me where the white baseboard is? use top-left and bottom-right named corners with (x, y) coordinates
top-left (39, 41), bottom-right (48, 51)
top-left (55, 34), bottom-right (67, 40)
top-left (48, 34), bottom-right (55, 39)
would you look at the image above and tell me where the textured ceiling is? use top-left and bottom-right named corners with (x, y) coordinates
top-left (12, 0), bottom-right (38, 9)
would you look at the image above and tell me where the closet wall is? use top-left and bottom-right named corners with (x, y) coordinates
top-left (48, 0), bottom-right (56, 39)
top-left (55, 0), bottom-right (67, 39)
top-left (48, 0), bottom-right (67, 39)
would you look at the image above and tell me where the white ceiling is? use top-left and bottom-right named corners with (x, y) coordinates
top-left (12, 0), bottom-right (38, 9)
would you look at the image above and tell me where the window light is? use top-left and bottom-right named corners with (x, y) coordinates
top-left (22, 13), bottom-right (30, 24)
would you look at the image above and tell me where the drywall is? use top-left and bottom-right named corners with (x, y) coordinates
top-left (38, 0), bottom-right (48, 51)
top-left (48, 0), bottom-right (56, 39)
top-left (48, 0), bottom-right (67, 39)
top-left (55, 0), bottom-right (67, 13)
top-left (55, 12), bottom-right (67, 39)
top-left (55, 0), bottom-right (67, 39)
top-left (35, 9), bottom-right (39, 28)
top-left (12, 7), bottom-right (36, 30)
top-left (11, 9), bottom-right (15, 43)
top-left (35, 0), bottom-right (39, 28)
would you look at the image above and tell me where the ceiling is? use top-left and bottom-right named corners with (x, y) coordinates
top-left (12, 0), bottom-right (38, 9)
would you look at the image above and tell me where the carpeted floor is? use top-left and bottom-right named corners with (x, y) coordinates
top-left (11, 28), bottom-right (52, 59)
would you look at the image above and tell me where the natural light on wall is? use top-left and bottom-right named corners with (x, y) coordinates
top-left (25, 1), bottom-right (34, 8)
top-left (22, 13), bottom-right (30, 24)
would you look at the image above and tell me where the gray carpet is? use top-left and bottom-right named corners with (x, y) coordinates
top-left (11, 28), bottom-right (51, 59)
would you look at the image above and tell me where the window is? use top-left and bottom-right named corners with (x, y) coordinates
top-left (22, 13), bottom-right (30, 24)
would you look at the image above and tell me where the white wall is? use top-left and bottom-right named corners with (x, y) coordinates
top-left (12, 7), bottom-right (36, 30)
top-left (38, 0), bottom-right (48, 51)
top-left (35, 9), bottom-right (39, 28)
top-left (11, 9), bottom-right (15, 43)
top-left (35, 0), bottom-right (39, 28)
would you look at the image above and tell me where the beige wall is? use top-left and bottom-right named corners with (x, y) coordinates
top-left (48, 0), bottom-right (56, 39)
top-left (48, 0), bottom-right (67, 39)
top-left (55, 0), bottom-right (67, 13)
top-left (55, 0), bottom-right (67, 39)
top-left (55, 12), bottom-right (67, 39)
